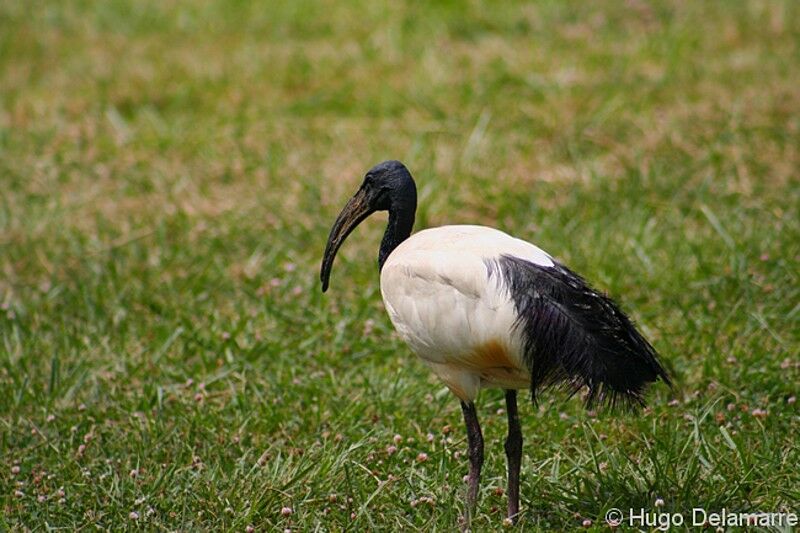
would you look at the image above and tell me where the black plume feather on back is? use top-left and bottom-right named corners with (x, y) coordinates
top-left (488, 255), bottom-right (671, 410)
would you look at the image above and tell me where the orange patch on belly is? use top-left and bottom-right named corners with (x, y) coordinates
top-left (471, 339), bottom-right (517, 370)
top-left (468, 340), bottom-right (530, 389)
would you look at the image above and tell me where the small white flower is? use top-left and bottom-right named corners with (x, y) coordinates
top-left (363, 319), bottom-right (375, 335)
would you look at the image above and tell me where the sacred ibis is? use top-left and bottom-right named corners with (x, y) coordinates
top-left (320, 160), bottom-right (670, 522)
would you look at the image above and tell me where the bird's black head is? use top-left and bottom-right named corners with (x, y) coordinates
top-left (320, 160), bottom-right (417, 292)
top-left (358, 160), bottom-right (416, 211)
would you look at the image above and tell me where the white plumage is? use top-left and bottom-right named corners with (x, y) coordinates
top-left (380, 225), bottom-right (552, 401)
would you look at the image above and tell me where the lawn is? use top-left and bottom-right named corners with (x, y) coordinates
top-left (1, 0), bottom-right (798, 530)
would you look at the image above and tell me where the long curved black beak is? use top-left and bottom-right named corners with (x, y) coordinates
top-left (320, 187), bottom-right (374, 292)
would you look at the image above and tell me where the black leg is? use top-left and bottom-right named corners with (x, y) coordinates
top-left (460, 401), bottom-right (484, 518)
top-left (504, 389), bottom-right (522, 522)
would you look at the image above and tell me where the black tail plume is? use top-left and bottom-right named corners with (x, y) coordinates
top-left (491, 255), bottom-right (671, 409)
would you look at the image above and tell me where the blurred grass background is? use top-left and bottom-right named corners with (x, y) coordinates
top-left (1, 0), bottom-right (798, 530)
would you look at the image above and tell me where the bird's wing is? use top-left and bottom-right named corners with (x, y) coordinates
top-left (380, 224), bottom-right (669, 407)
top-left (380, 246), bottom-right (522, 364)
top-left (379, 225), bottom-right (555, 371)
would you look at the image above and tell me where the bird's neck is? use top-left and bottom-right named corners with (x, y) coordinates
top-left (378, 201), bottom-right (416, 270)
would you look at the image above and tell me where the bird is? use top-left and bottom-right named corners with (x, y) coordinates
top-left (320, 160), bottom-right (671, 524)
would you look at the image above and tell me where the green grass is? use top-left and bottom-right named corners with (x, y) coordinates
top-left (1, 0), bottom-right (799, 530)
